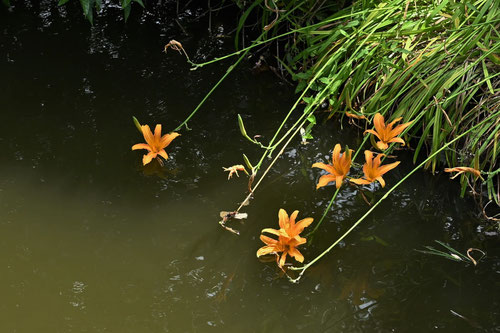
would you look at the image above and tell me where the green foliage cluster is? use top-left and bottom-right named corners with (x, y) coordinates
top-left (237, 0), bottom-right (499, 206)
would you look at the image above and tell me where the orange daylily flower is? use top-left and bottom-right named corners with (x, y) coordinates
top-left (132, 124), bottom-right (180, 165)
top-left (365, 113), bottom-right (413, 150)
top-left (444, 167), bottom-right (483, 180)
top-left (257, 209), bottom-right (314, 268)
top-left (350, 150), bottom-right (400, 188)
top-left (222, 165), bottom-right (248, 179)
top-left (312, 144), bottom-right (353, 189)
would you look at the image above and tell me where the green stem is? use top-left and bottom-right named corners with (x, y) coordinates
top-left (187, 6), bottom-right (401, 68)
top-left (174, 54), bottom-right (248, 132)
top-left (173, 0), bottom-right (320, 132)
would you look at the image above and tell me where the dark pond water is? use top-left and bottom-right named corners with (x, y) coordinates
top-left (1, 1), bottom-right (499, 332)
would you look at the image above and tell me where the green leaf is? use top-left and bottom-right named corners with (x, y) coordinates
top-left (80, 0), bottom-right (90, 15)
top-left (242, 154), bottom-right (254, 171)
top-left (293, 72), bottom-right (312, 80)
top-left (234, 0), bottom-right (263, 50)
top-left (79, 0), bottom-right (95, 24)
top-left (338, 29), bottom-right (349, 38)
top-left (394, 48), bottom-right (411, 54)
top-left (58, 0), bottom-right (71, 5)
top-left (121, 0), bottom-right (132, 8)
top-left (132, 116), bottom-right (142, 134)
top-left (481, 60), bottom-right (494, 94)
top-left (123, 4), bottom-right (131, 21)
top-left (237, 114), bottom-right (248, 138)
top-left (307, 114), bottom-right (316, 125)
top-left (302, 96), bottom-right (314, 104)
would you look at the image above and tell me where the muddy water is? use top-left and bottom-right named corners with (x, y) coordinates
top-left (1, 1), bottom-right (498, 332)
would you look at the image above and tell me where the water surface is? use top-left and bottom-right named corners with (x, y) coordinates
top-left (1, 2), bottom-right (499, 332)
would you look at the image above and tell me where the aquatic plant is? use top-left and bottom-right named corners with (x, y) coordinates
top-left (350, 151), bottom-right (400, 188)
top-left (312, 144), bottom-right (353, 189)
top-left (132, 124), bottom-right (180, 166)
top-left (417, 240), bottom-right (486, 266)
top-left (257, 209), bottom-right (313, 269)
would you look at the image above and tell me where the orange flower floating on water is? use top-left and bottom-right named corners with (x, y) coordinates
top-left (257, 209), bottom-right (314, 268)
top-left (222, 165), bottom-right (248, 179)
top-left (132, 124), bottom-right (180, 165)
top-left (312, 144), bottom-right (353, 189)
top-left (444, 167), bottom-right (483, 180)
top-left (350, 150), bottom-right (400, 188)
top-left (365, 113), bottom-right (413, 150)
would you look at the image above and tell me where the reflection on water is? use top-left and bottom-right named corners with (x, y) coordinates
top-left (1, 1), bottom-right (499, 332)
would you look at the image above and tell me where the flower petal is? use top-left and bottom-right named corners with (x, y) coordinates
top-left (132, 143), bottom-right (152, 151)
top-left (143, 152), bottom-right (156, 165)
top-left (377, 161), bottom-right (400, 176)
top-left (373, 152), bottom-right (384, 169)
top-left (154, 124), bottom-right (162, 140)
top-left (364, 150), bottom-right (374, 169)
top-left (341, 149), bottom-right (354, 171)
top-left (278, 229), bottom-right (292, 239)
top-left (332, 144), bottom-right (341, 164)
top-left (289, 210), bottom-right (299, 229)
top-left (141, 125), bottom-right (155, 147)
top-left (387, 117), bottom-right (402, 129)
top-left (312, 162), bottom-right (335, 174)
top-left (364, 129), bottom-right (382, 141)
top-left (290, 235), bottom-right (307, 246)
top-left (257, 245), bottom-right (277, 257)
top-left (278, 209), bottom-right (289, 230)
top-left (376, 141), bottom-right (389, 150)
top-left (262, 228), bottom-right (280, 237)
top-left (158, 149), bottom-right (169, 160)
top-left (388, 137), bottom-right (406, 145)
top-left (350, 178), bottom-right (372, 185)
top-left (160, 132), bottom-right (180, 148)
top-left (390, 120), bottom-right (413, 137)
top-left (316, 174), bottom-right (337, 189)
top-left (260, 234), bottom-right (278, 245)
top-left (376, 176), bottom-right (386, 187)
top-left (288, 247), bottom-right (304, 263)
top-left (293, 218), bottom-right (314, 235)
top-left (279, 252), bottom-right (288, 268)
top-left (373, 113), bottom-right (385, 136)
top-left (335, 175), bottom-right (344, 189)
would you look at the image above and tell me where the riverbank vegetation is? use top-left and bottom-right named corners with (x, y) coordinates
top-left (9, 0), bottom-right (497, 276)
top-left (229, 0), bottom-right (499, 213)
